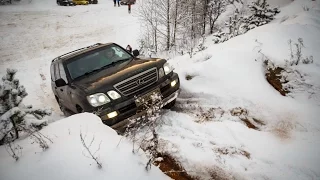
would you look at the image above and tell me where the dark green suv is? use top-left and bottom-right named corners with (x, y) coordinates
top-left (50, 43), bottom-right (180, 129)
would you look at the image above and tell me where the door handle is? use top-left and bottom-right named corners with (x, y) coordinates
top-left (60, 89), bottom-right (63, 92)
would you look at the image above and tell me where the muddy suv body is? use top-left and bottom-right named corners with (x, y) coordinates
top-left (50, 43), bottom-right (180, 129)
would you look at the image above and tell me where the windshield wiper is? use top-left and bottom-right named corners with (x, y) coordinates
top-left (110, 58), bottom-right (133, 66)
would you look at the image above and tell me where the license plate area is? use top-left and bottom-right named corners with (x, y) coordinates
top-left (135, 88), bottom-right (161, 108)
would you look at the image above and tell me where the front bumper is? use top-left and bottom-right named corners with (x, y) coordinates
top-left (97, 72), bottom-right (180, 130)
top-left (111, 89), bottom-right (179, 130)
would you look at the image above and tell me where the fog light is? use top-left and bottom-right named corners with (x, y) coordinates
top-left (107, 111), bottom-right (118, 119)
top-left (171, 80), bottom-right (177, 87)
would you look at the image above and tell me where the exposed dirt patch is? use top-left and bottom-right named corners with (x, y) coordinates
top-left (265, 66), bottom-right (289, 96)
top-left (154, 153), bottom-right (196, 180)
top-left (215, 147), bottom-right (251, 159)
top-left (195, 107), bottom-right (225, 123)
top-left (253, 117), bottom-right (266, 126)
top-left (230, 107), bottom-right (248, 116)
top-left (208, 167), bottom-right (234, 180)
top-left (240, 118), bottom-right (259, 130)
top-left (230, 107), bottom-right (265, 130)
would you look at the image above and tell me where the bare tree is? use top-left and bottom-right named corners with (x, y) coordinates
top-left (208, 0), bottom-right (227, 34)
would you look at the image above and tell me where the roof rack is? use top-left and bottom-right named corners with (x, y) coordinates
top-left (52, 43), bottom-right (104, 62)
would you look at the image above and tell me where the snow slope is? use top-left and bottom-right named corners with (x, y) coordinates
top-left (153, 0), bottom-right (320, 179)
top-left (0, 113), bottom-right (169, 180)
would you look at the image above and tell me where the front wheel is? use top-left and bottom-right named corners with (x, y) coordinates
top-left (163, 99), bottom-right (176, 109)
top-left (57, 99), bottom-right (72, 117)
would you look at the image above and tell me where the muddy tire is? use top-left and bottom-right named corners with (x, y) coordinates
top-left (163, 99), bottom-right (176, 109)
top-left (56, 98), bottom-right (72, 117)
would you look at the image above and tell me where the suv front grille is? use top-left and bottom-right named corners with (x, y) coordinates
top-left (114, 67), bottom-right (158, 96)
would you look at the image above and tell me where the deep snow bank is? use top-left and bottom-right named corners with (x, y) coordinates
top-left (154, 0), bottom-right (320, 179)
top-left (0, 113), bottom-right (169, 180)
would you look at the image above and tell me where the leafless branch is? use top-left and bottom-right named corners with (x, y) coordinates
top-left (5, 141), bottom-right (22, 161)
top-left (79, 131), bottom-right (102, 169)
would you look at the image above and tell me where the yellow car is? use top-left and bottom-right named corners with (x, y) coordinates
top-left (73, 0), bottom-right (89, 5)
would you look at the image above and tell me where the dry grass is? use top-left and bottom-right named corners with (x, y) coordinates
top-left (215, 147), bottom-right (251, 159)
top-left (272, 121), bottom-right (294, 140)
top-left (230, 107), bottom-right (265, 130)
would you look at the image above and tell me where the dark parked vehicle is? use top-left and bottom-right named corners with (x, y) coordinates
top-left (50, 43), bottom-right (180, 130)
top-left (120, 0), bottom-right (136, 5)
top-left (57, 0), bottom-right (76, 6)
top-left (88, 0), bottom-right (98, 4)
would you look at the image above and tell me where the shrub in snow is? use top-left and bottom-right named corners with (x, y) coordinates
top-left (213, 0), bottom-right (280, 44)
top-left (123, 91), bottom-right (163, 170)
top-left (0, 69), bottom-right (51, 146)
top-left (285, 38), bottom-right (314, 66)
top-left (241, 0), bottom-right (280, 33)
top-left (80, 131), bottom-right (103, 169)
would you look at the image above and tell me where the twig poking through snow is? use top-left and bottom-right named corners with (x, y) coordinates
top-left (5, 141), bottom-right (22, 161)
top-left (79, 130), bottom-right (102, 169)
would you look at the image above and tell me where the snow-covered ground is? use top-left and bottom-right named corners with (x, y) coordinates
top-left (0, 113), bottom-right (169, 180)
top-left (1, 0), bottom-right (320, 180)
top-left (155, 0), bottom-right (320, 179)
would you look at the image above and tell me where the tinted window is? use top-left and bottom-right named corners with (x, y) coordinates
top-left (66, 44), bottom-right (132, 80)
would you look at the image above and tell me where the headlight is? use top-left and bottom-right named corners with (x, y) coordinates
top-left (107, 90), bottom-right (121, 100)
top-left (158, 68), bottom-right (165, 78)
top-left (87, 93), bottom-right (110, 107)
top-left (163, 62), bottom-right (173, 75)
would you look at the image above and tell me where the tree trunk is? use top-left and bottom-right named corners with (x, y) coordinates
top-left (202, 0), bottom-right (209, 35)
top-left (191, 0), bottom-right (196, 40)
top-left (166, 0), bottom-right (170, 50)
top-left (172, 0), bottom-right (178, 47)
top-left (154, 23), bottom-right (158, 52)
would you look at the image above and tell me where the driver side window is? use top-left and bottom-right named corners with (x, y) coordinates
top-left (59, 63), bottom-right (68, 83)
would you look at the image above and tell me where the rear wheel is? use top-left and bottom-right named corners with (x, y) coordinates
top-left (56, 98), bottom-right (72, 117)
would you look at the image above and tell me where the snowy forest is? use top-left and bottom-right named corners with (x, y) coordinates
top-left (137, 0), bottom-right (279, 57)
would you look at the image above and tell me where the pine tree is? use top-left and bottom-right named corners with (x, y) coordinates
top-left (241, 0), bottom-right (280, 32)
top-left (0, 69), bottom-right (51, 145)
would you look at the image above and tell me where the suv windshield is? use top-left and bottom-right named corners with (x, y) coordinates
top-left (66, 44), bottom-right (133, 80)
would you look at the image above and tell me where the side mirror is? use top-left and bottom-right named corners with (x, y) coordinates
top-left (55, 78), bottom-right (67, 87)
top-left (132, 49), bottom-right (140, 57)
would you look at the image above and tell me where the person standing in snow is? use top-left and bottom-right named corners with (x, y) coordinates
top-left (127, 0), bottom-right (135, 13)
top-left (126, 45), bottom-right (132, 53)
top-left (113, 0), bottom-right (120, 7)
